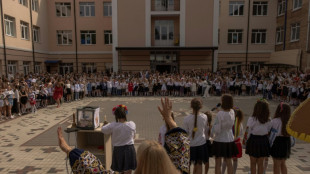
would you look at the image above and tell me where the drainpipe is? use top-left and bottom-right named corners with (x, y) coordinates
top-left (0, 0), bottom-right (7, 77)
top-left (29, 0), bottom-right (35, 73)
top-left (245, 0), bottom-right (251, 71)
top-left (283, 0), bottom-right (288, 50)
top-left (73, 0), bottom-right (78, 73)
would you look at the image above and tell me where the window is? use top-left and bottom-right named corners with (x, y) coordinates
top-left (33, 26), bottom-right (40, 42)
top-left (229, 1), bottom-right (244, 16)
top-left (59, 63), bottom-right (73, 75)
top-left (82, 63), bottom-right (97, 73)
top-left (154, 0), bottom-right (175, 11)
top-left (57, 30), bottom-right (73, 45)
top-left (227, 29), bottom-right (243, 44)
top-left (32, 0), bottom-right (39, 12)
top-left (155, 20), bottom-right (174, 46)
top-left (8, 61), bottom-right (17, 75)
top-left (103, 2), bottom-right (112, 16)
top-left (278, 0), bottom-right (285, 16)
top-left (291, 23), bottom-right (300, 41)
top-left (35, 62), bottom-right (41, 73)
top-left (276, 27), bottom-right (284, 44)
top-left (4, 15), bottom-right (16, 37)
top-left (104, 30), bottom-right (112, 44)
top-left (19, 0), bottom-right (28, 7)
top-left (253, 2), bottom-right (268, 16)
top-left (20, 21), bottom-right (29, 40)
top-left (56, 2), bottom-right (71, 17)
top-left (81, 30), bottom-right (96, 45)
top-left (251, 29), bottom-right (267, 44)
top-left (293, 0), bottom-right (302, 10)
top-left (23, 62), bottom-right (30, 75)
top-left (80, 2), bottom-right (95, 16)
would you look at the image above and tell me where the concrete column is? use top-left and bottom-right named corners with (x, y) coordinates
top-left (112, 0), bottom-right (119, 72)
top-left (146, 0), bottom-right (151, 46)
top-left (180, 0), bottom-right (186, 46)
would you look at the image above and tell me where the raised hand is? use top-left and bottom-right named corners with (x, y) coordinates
top-left (158, 98), bottom-right (177, 129)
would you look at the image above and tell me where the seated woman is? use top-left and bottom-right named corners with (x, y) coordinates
top-left (57, 127), bottom-right (113, 174)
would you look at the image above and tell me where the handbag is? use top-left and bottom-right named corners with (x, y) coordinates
top-left (269, 127), bottom-right (278, 147)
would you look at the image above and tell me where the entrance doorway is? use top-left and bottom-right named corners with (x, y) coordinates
top-left (156, 65), bottom-right (171, 73)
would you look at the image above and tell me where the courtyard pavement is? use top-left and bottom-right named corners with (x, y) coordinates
top-left (0, 96), bottom-right (309, 174)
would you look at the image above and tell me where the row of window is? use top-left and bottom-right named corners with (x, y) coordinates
top-left (4, 15), bottom-right (40, 42)
top-left (229, 1), bottom-right (268, 16)
top-left (278, 0), bottom-right (302, 16)
top-left (57, 30), bottom-right (113, 45)
top-left (7, 61), bottom-right (41, 75)
top-left (56, 2), bottom-right (112, 17)
top-left (18, 0), bottom-right (39, 12)
top-left (227, 23), bottom-right (300, 44)
top-left (229, 0), bottom-right (303, 17)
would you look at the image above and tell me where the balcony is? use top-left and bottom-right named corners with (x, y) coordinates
top-left (151, 0), bottom-right (180, 12)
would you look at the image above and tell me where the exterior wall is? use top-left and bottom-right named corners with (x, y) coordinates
top-left (218, 0), bottom-right (277, 69)
top-left (179, 51), bottom-right (212, 72)
top-left (119, 51), bottom-right (150, 72)
top-left (185, 0), bottom-right (214, 47)
top-left (276, 0), bottom-right (309, 71)
top-left (117, 0), bottom-right (146, 47)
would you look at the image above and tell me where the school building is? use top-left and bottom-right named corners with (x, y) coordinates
top-left (0, 0), bottom-right (309, 76)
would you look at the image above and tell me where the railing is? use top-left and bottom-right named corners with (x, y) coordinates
top-left (151, 0), bottom-right (180, 11)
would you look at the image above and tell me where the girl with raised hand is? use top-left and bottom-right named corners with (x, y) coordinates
top-left (245, 99), bottom-right (271, 174)
top-left (101, 105), bottom-right (136, 174)
top-left (270, 102), bottom-right (292, 174)
top-left (212, 94), bottom-right (238, 174)
top-left (183, 98), bottom-right (209, 174)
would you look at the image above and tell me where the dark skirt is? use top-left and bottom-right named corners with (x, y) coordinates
top-left (21, 96), bottom-right (28, 105)
top-left (292, 92), bottom-right (297, 99)
top-left (112, 145), bottom-right (137, 172)
top-left (206, 140), bottom-right (213, 158)
top-left (246, 134), bottom-right (270, 158)
top-left (66, 88), bottom-right (72, 94)
top-left (190, 143), bottom-right (209, 163)
top-left (212, 141), bottom-right (238, 158)
top-left (271, 136), bottom-right (291, 159)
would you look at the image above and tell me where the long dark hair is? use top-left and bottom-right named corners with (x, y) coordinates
top-left (204, 111), bottom-right (213, 137)
top-left (252, 100), bottom-right (270, 124)
top-left (191, 98), bottom-right (202, 138)
top-left (274, 102), bottom-right (291, 136)
top-left (114, 107), bottom-right (127, 122)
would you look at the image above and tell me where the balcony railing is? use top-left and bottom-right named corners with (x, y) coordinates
top-left (151, 0), bottom-right (180, 11)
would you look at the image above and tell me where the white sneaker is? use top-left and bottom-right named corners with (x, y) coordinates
top-left (10, 115), bottom-right (14, 119)
top-left (18, 113), bottom-right (21, 116)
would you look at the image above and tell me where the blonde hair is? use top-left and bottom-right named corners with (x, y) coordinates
top-left (135, 140), bottom-right (180, 174)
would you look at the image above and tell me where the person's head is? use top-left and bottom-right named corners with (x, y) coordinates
top-left (252, 99), bottom-right (270, 124)
top-left (191, 98), bottom-right (202, 138)
top-left (221, 94), bottom-right (233, 111)
top-left (112, 105), bottom-right (128, 122)
top-left (274, 102), bottom-right (291, 136)
top-left (135, 140), bottom-right (179, 174)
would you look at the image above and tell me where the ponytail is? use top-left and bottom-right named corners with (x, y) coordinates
top-left (192, 110), bottom-right (198, 138)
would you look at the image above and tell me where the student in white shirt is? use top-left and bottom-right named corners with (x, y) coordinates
top-left (101, 105), bottom-right (136, 173)
top-left (222, 108), bottom-right (244, 174)
top-left (270, 102), bottom-right (292, 174)
top-left (74, 83), bottom-right (80, 101)
top-left (212, 94), bottom-right (238, 174)
top-left (183, 98), bottom-right (209, 174)
top-left (245, 99), bottom-right (271, 174)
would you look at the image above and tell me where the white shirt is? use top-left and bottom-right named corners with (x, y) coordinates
top-left (159, 125), bottom-right (167, 146)
top-left (212, 110), bottom-right (235, 142)
top-left (183, 113), bottom-right (209, 147)
top-left (101, 121), bottom-right (136, 146)
top-left (246, 116), bottom-right (271, 136)
top-left (270, 118), bottom-right (284, 137)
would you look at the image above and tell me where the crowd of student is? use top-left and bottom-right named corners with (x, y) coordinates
top-left (58, 95), bottom-right (295, 174)
top-left (1, 69), bottom-right (309, 120)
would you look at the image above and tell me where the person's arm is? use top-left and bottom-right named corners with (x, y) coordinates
top-left (211, 113), bottom-right (221, 136)
top-left (101, 122), bottom-right (113, 134)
